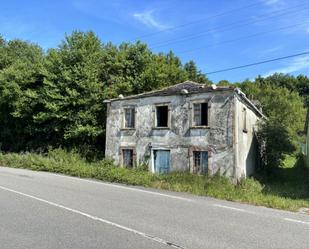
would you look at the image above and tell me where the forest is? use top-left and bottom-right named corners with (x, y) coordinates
top-left (0, 31), bottom-right (308, 168)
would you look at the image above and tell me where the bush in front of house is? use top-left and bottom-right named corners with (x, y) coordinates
top-left (0, 148), bottom-right (308, 212)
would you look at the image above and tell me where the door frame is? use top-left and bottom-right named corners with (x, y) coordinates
top-left (151, 148), bottom-right (171, 173)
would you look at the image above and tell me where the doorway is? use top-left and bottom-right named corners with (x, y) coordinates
top-left (153, 150), bottom-right (170, 173)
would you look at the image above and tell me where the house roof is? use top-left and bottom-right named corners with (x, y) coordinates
top-left (105, 81), bottom-right (235, 102)
top-left (104, 81), bottom-right (264, 118)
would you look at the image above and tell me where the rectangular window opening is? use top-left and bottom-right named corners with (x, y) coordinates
top-left (124, 108), bottom-right (135, 128)
top-left (193, 103), bottom-right (208, 126)
top-left (193, 151), bottom-right (208, 174)
top-left (156, 106), bottom-right (168, 127)
top-left (122, 149), bottom-right (134, 168)
top-left (243, 108), bottom-right (248, 133)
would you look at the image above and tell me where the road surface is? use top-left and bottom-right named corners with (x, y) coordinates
top-left (0, 167), bottom-right (308, 249)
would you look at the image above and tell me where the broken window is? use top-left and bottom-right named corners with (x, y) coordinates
top-left (156, 105), bottom-right (168, 127)
top-left (193, 151), bottom-right (208, 173)
top-left (124, 108), bottom-right (135, 128)
top-left (122, 149), bottom-right (134, 168)
top-left (193, 103), bottom-right (208, 126)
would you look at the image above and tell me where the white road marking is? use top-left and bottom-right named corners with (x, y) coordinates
top-left (0, 185), bottom-right (185, 249)
top-left (213, 204), bottom-right (255, 214)
top-left (284, 218), bottom-right (309, 226)
top-left (43, 171), bottom-right (193, 202)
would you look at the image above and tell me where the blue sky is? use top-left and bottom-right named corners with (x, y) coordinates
top-left (1, 0), bottom-right (309, 82)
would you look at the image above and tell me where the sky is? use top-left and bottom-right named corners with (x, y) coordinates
top-left (1, 0), bottom-right (309, 83)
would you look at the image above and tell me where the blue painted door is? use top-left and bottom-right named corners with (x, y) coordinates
top-left (201, 151), bottom-right (208, 173)
top-left (154, 150), bottom-right (170, 173)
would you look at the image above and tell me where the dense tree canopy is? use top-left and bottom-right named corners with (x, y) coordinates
top-left (0, 31), bottom-right (307, 165)
top-left (0, 31), bottom-right (210, 154)
top-left (237, 78), bottom-right (306, 141)
top-left (0, 39), bottom-right (45, 151)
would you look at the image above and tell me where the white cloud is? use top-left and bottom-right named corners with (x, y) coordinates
top-left (261, 0), bottom-right (280, 5)
top-left (133, 10), bottom-right (170, 30)
top-left (263, 55), bottom-right (309, 77)
top-left (261, 46), bottom-right (283, 55)
top-left (260, 0), bottom-right (285, 11)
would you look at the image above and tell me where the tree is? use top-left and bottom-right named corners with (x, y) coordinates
top-left (238, 78), bottom-right (306, 168)
top-left (0, 31), bottom-right (239, 155)
top-left (34, 31), bottom-right (105, 151)
top-left (217, 80), bottom-right (231, 86)
top-left (296, 75), bottom-right (309, 108)
top-left (0, 38), bottom-right (45, 151)
top-left (254, 73), bottom-right (309, 108)
top-left (184, 60), bottom-right (211, 84)
top-left (257, 120), bottom-right (295, 168)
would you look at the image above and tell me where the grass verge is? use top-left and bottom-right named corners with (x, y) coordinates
top-left (0, 149), bottom-right (308, 212)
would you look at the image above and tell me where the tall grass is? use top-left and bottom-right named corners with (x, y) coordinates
top-left (0, 149), bottom-right (308, 211)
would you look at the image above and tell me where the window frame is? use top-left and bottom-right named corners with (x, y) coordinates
top-left (189, 147), bottom-right (210, 174)
top-left (122, 106), bottom-right (136, 130)
top-left (119, 147), bottom-right (136, 168)
top-left (190, 100), bottom-right (209, 128)
top-left (192, 151), bottom-right (208, 174)
top-left (153, 102), bottom-right (171, 129)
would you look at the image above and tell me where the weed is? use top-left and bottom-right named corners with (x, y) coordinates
top-left (0, 149), bottom-right (308, 211)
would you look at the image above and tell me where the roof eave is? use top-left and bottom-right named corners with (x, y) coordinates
top-left (104, 86), bottom-right (235, 103)
top-left (234, 88), bottom-right (265, 119)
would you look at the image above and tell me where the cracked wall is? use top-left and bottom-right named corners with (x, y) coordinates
top-left (105, 90), bottom-right (239, 178)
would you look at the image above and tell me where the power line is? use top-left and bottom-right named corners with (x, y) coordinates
top-left (149, 2), bottom-right (309, 49)
top-left (176, 20), bottom-right (309, 55)
top-left (150, 3), bottom-right (308, 47)
top-left (133, 2), bottom-right (262, 40)
top-left (205, 52), bottom-right (309, 75)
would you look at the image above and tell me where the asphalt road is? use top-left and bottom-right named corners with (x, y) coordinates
top-left (0, 167), bottom-right (308, 249)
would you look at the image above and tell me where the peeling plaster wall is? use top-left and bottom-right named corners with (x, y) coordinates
top-left (105, 90), bottom-right (237, 178)
top-left (234, 95), bottom-right (260, 179)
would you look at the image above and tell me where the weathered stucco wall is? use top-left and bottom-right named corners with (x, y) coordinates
top-left (234, 95), bottom-right (260, 179)
top-left (105, 90), bottom-right (236, 177)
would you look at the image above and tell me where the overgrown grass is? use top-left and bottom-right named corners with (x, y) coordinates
top-left (0, 149), bottom-right (308, 211)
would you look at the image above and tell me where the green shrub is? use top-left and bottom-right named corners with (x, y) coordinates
top-left (0, 149), bottom-right (308, 211)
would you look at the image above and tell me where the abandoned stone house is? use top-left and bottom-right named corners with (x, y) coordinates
top-left (104, 81), bottom-right (264, 180)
